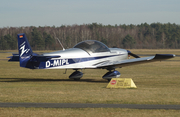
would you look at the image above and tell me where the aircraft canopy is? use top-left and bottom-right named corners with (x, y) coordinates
top-left (74, 40), bottom-right (110, 54)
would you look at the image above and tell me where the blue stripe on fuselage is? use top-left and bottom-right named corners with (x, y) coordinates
top-left (38, 54), bottom-right (124, 69)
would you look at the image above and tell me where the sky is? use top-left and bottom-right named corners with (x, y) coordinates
top-left (1, 0), bottom-right (180, 27)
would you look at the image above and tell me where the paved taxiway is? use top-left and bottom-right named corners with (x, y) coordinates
top-left (0, 103), bottom-right (180, 110)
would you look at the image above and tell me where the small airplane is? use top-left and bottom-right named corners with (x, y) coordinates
top-left (8, 33), bottom-right (175, 81)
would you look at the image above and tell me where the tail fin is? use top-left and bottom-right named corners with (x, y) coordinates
top-left (17, 33), bottom-right (60, 69)
top-left (17, 33), bottom-right (33, 67)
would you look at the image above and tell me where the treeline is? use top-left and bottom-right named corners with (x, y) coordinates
top-left (0, 22), bottom-right (180, 50)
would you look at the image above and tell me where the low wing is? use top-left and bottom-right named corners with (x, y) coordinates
top-left (97, 54), bottom-right (175, 69)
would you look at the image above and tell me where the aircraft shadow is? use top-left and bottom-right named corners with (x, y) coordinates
top-left (0, 78), bottom-right (108, 83)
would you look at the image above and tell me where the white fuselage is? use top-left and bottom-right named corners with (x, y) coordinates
top-left (42, 48), bottom-right (128, 69)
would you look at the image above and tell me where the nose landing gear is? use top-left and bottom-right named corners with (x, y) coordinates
top-left (102, 70), bottom-right (121, 81)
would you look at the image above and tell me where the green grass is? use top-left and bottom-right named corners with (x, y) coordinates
top-left (0, 50), bottom-right (180, 116)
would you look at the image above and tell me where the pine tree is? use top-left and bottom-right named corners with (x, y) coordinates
top-left (31, 28), bottom-right (45, 50)
top-left (122, 34), bottom-right (136, 49)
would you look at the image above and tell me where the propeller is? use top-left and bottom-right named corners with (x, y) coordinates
top-left (127, 50), bottom-right (140, 58)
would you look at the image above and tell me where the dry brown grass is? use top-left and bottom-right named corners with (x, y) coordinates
top-left (0, 50), bottom-right (180, 104)
top-left (0, 50), bottom-right (180, 116)
top-left (0, 108), bottom-right (180, 117)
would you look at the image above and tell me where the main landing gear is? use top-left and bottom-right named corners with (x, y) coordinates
top-left (69, 70), bottom-right (83, 81)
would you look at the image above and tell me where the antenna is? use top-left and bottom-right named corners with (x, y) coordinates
top-left (56, 38), bottom-right (65, 51)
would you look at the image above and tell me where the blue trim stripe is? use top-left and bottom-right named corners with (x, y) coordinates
top-left (39, 54), bottom-right (124, 69)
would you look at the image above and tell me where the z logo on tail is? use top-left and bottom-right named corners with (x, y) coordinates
top-left (19, 42), bottom-right (30, 57)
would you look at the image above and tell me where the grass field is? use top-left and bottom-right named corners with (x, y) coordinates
top-left (0, 108), bottom-right (180, 117)
top-left (0, 49), bottom-right (180, 116)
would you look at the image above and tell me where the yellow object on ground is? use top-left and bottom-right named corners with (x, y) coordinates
top-left (106, 78), bottom-right (137, 89)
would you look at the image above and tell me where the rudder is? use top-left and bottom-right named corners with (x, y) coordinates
top-left (17, 33), bottom-right (33, 67)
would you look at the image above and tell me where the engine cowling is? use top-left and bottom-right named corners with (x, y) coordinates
top-left (69, 71), bottom-right (83, 79)
top-left (102, 70), bottom-right (121, 79)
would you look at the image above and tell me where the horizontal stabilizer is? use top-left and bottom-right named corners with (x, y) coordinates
top-left (7, 54), bottom-right (19, 61)
top-left (8, 53), bottom-right (60, 62)
top-left (32, 55), bottom-right (61, 61)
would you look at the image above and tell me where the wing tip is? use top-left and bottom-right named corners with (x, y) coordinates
top-left (155, 54), bottom-right (175, 59)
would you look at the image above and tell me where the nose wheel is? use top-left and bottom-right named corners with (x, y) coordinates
top-left (102, 70), bottom-right (121, 81)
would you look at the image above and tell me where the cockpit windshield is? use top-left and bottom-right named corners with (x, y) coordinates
top-left (74, 40), bottom-right (110, 54)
